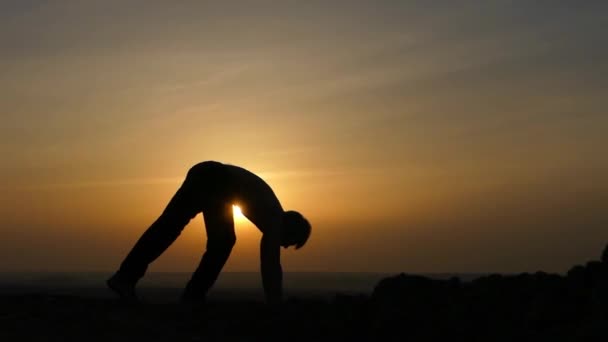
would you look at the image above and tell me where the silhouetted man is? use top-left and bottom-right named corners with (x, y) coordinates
top-left (107, 161), bottom-right (311, 306)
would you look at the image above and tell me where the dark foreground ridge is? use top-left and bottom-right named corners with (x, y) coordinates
top-left (2, 244), bottom-right (607, 342)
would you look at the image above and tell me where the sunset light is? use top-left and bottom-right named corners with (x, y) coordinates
top-left (1, 1), bottom-right (606, 276)
top-left (232, 205), bottom-right (246, 222)
top-left (1, 2), bottom-right (607, 339)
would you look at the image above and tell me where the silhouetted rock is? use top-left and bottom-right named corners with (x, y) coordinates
top-left (603, 244), bottom-right (608, 264)
top-left (369, 273), bottom-right (465, 339)
top-left (586, 261), bottom-right (606, 282)
top-left (364, 243), bottom-right (608, 340)
top-left (567, 264), bottom-right (586, 281)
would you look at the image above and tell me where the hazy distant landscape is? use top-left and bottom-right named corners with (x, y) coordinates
top-left (0, 272), bottom-right (393, 300)
top-left (0, 271), bottom-right (482, 303)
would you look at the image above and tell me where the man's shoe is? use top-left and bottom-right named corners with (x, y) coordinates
top-left (107, 273), bottom-right (139, 304)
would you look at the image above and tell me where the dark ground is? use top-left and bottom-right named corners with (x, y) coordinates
top-left (1, 244), bottom-right (607, 341)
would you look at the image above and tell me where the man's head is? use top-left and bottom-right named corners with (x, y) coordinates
top-left (281, 211), bottom-right (311, 249)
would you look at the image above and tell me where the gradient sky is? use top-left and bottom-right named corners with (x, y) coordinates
top-left (1, 1), bottom-right (607, 274)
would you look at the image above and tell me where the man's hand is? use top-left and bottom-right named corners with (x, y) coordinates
top-left (264, 295), bottom-right (283, 317)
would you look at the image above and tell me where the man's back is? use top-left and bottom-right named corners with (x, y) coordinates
top-left (222, 163), bottom-right (284, 232)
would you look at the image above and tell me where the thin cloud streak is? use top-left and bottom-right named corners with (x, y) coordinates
top-left (9, 177), bottom-right (185, 191)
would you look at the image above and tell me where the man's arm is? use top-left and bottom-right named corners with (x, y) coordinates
top-left (260, 227), bottom-right (282, 305)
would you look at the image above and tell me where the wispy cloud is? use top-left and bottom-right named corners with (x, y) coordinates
top-left (10, 177), bottom-right (184, 191)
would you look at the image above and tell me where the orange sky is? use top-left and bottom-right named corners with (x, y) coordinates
top-left (1, 1), bottom-right (607, 274)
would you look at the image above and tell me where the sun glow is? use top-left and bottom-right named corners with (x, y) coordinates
top-left (232, 205), bottom-right (246, 222)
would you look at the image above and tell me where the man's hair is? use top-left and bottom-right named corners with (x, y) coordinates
top-left (283, 210), bottom-right (311, 249)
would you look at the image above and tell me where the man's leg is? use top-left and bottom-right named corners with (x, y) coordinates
top-left (181, 202), bottom-right (236, 303)
top-left (108, 181), bottom-right (199, 300)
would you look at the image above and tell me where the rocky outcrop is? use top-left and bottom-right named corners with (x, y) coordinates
top-left (369, 243), bottom-right (608, 341)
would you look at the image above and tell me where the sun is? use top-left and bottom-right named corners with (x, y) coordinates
top-left (232, 205), bottom-right (246, 221)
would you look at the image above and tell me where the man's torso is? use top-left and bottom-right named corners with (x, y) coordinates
top-left (189, 161), bottom-right (283, 232)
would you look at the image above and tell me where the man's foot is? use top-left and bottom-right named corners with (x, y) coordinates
top-left (107, 273), bottom-right (139, 304)
top-left (179, 286), bottom-right (208, 314)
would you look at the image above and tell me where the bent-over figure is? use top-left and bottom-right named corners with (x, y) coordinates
top-left (107, 161), bottom-right (311, 305)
